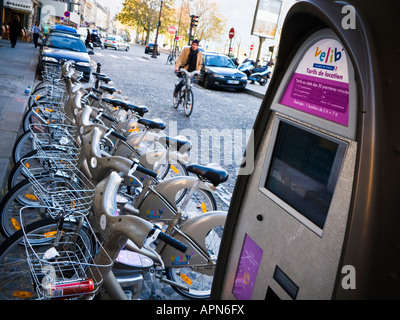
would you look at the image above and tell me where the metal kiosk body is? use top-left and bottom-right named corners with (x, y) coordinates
top-left (212, 0), bottom-right (399, 300)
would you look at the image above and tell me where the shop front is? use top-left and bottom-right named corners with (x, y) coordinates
top-left (3, 0), bottom-right (33, 28)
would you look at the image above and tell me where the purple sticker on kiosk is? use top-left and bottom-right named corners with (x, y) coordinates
top-left (280, 39), bottom-right (350, 126)
top-left (232, 234), bottom-right (263, 300)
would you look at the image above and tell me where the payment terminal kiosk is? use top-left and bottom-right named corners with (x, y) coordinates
top-left (212, 0), bottom-right (399, 299)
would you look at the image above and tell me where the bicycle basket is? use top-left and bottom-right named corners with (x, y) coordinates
top-left (20, 208), bottom-right (112, 300)
top-left (21, 159), bottom-right (95, 218)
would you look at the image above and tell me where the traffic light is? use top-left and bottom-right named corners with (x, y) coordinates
top-left (190, 15), bottom-right (199, 28)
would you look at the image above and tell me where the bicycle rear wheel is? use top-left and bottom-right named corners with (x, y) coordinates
top-left (184, 89), bottom-right (194, 116)
top-left (0, 218), bottom-right (96, 300)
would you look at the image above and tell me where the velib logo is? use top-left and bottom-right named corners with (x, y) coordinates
top-left (313, 46), bottom-right (344, 72)
top-left (171, 252), bottom-right (194, 265)
top-left (315, 46), bottom-right (342, 64)
top-left (146, 208), bottom-right (165, 218)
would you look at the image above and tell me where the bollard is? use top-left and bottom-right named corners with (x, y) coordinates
top-left (95, 62), bottom-right (102, 89)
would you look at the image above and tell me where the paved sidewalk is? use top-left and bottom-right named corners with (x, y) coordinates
top-left (0, 39), bottom-right (39, 201)
top-left (244, 80), bottom-right (268, 99)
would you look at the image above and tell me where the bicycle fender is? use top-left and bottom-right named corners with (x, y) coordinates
top-left (161, 211), bottom-right (227, 275)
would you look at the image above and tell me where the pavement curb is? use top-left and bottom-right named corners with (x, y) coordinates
top-left (244, 88), bottom-right (265, 99)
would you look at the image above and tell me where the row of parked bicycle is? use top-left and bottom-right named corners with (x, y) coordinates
top-left (0, 60), bottom-right (230, 300)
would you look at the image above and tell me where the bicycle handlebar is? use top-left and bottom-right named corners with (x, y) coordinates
top-left (176, 69), bottom-right (200, 77)
top-left (109, 129), bottom-right (126, 141)
top-left (100, 112), bottom-right (118, 123)
top-left (135, 163), bottom-right (158, 179)
top-left (148, 227), bottom-right (188, 253)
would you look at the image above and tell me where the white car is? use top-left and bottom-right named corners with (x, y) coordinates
top-left (104, 35), bottom-right (130, 51)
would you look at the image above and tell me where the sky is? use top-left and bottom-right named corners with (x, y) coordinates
top-left (97, 0), bottom-right (296, 60)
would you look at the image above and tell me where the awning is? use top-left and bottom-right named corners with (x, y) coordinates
top-left (3, 0), bottom-right (34, 14)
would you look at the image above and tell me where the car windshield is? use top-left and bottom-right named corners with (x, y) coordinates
top-left (45, 35), bottom-right (87, 52)
top-left (205, 55), bottom-right (236, 68)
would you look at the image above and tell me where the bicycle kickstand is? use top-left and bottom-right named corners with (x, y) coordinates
top-left (148, 267), bottom-right (162, 300)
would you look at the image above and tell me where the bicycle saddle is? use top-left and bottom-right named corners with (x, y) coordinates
top-left (92, 72), bottom-right (106, 77)
top-left (158, 135), bottom-right (192, 153)
top-left (102, 98), bottom-right (127, 107)
top-left (137, 118), bottom-right (166, 130)
top-left (187, 163), bottom-right (229, 186)
top-left (99, 85), bottom-right (116, 94)
top-left (95, 74), bottom-right (112, 83)
top-left (119, 102), bottom-right (148, 117)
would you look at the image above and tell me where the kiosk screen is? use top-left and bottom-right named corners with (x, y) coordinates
top-left (263, 119), bottom-right (347, 230)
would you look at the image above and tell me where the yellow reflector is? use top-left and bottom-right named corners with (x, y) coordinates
top-left (44, 108), bottom-right (53, 112)
top-left (11, 218), bottom-right (21, 231)
top-left (180, 273), bottom-right (193, 286)
top-left (44, 231), bottom-right (64, 238)
top-left (25, 162), bottom-right (30, 168)
top-left (25, 194), bottom-right (38, 201)
top-left (129, 127), bottom-right (139, 133)
top-left (170, 165), bottom-right (179, 174)
top-left (13, 291), bottom-right (33, 298)
top-left (35, 95), bottom-right (41, 101)
top-left (201, 202), bottom-right (207, 213)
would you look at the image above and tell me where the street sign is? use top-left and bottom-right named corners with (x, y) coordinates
top-left (229, 47), bottom-right (233, 52)
top-left (64, 11), bottom-right (70, 18)
top-left (179, 34), bottom-right (183, 40)
top-left (250, 44), bottom-right (254, 50)
top-left (229, 28), bottom-right (235, 39)
top-left (168, 25), bottom-right (176, 35)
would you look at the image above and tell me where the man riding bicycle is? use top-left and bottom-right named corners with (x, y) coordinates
top-left (173, 39), bottom-right (202, 97)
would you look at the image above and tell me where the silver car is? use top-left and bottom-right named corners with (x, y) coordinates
top-left (104, 35), bottom-right (130, 51)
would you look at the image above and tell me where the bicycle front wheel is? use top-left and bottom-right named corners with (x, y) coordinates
top-left (184, 89), bottom-right (194, 116)
top-left (173, 91), bottom-right (181, 109)
top-left (0, 176), bottom-right (81, 238)
top-left (0, 219), bottom-right (95, 300)
top-left (166, 223), bottom-right (224, 299)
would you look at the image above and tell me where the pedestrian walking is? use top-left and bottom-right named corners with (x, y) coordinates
top-left (85, 29), bottom-right (91, 48)
top-left (9, 15), bottom-right (22, 48)
top-left (31, 21), bottom-right (42, 48)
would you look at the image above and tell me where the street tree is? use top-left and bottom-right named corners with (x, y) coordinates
top-left (117, 0), bottom-right (175, 44)
top-left (164, 0), bottom-right (227, 47)
top-left (188, 0), bottom-right (227, 43)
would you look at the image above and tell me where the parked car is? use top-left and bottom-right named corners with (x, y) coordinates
top-left (144, 43), bottom-right (160, 55)
top-left (104, 35), bottom-right (130, 51)
top-left (49, 24), bottom-right (78, 36)
top-left (200, 52), bottom-right (247, 91)
top-left (37, 32), bottom-right (93, 81)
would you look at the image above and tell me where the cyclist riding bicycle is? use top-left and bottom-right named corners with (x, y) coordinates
top-left (173, 39), bottom-right (202, 97)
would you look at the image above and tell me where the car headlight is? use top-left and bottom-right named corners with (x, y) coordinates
top-left (43, 56), bottom-right (58, 63)
top-left (75, 62), bottom-right (91, 67)
top-left (211, 73), bottom-right (225, 79)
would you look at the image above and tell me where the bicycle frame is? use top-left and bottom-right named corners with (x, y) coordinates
top-left (90, 171), bottom-right (226, 299)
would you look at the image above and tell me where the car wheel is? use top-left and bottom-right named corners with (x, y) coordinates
top-left (126, 46), bottom-right (129, 51)
top-left (204, 75), bottom-right (211, 89)
top-left (115, 46), bottom-right (119, 50)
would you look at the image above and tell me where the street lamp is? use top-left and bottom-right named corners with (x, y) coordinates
top-left (152, 0), bottom-right (164, 59)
